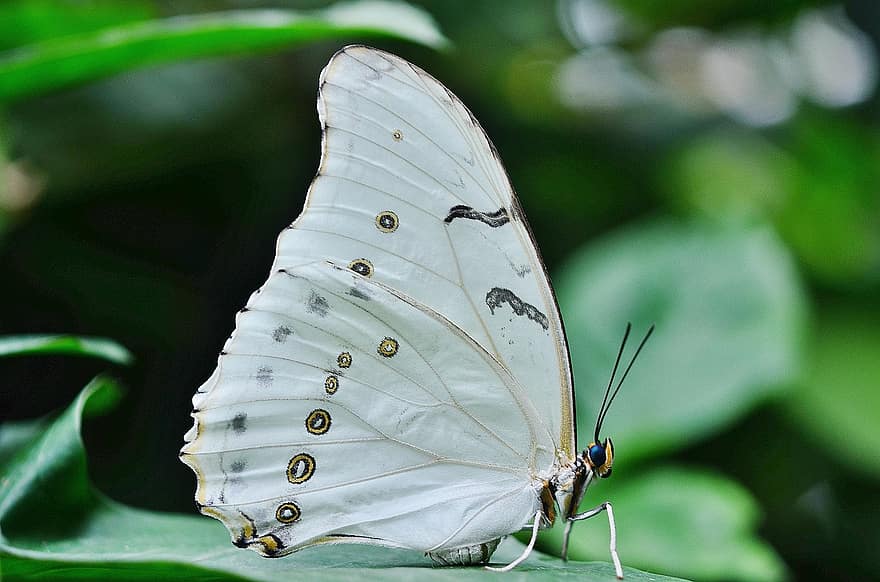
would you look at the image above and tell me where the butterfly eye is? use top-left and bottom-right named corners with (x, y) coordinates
top-left (587, 443), bottom-right (606, 468)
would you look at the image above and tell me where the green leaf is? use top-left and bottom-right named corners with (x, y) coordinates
top-left (0, 334), bottom-right (133, 364)
top-left (556, 219), bottom-right (806, 461)
top-left (0, 418), bottom-right (48, 468)
top-left (541, 467), bottom-right (786, 582)
top-left (785, 304), bottom-right (880, 478)
top-left (0, 377), bottom-right (121, 531)
top-left (0, 380), bottom-right (686, 581)
top-left (0, 1), bottom-right (449, 104)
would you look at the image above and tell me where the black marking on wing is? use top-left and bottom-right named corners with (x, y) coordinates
top-left (259, 534), bottom-right (285, 557)
top-left (231, 514), bottom-right (286, 557)
top-left (444, 205), bottom-right (510, 227)
top-left (485, 287), bottom-right (549, 331)
top-left (232, 511), bottom-right (258, 548)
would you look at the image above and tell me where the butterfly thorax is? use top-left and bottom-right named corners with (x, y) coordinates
top-left (549, 455), bottom-right (593, 522)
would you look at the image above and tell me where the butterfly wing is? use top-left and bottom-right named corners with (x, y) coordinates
top-left (183, 45), bottom-right (576, 556)
top-left (181, 261), bottom-right (548, 555)
top-left (278, 45), bottom-right (576, 457)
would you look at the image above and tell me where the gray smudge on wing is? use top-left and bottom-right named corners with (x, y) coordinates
top-left (231, 413), bottom-right (247, 434)
top-left (307, 289), bottom-right (330, 317)
top-left (272, 326), bottom-right (293, 343)
top-left (256, 365), bottom-right (273, 387)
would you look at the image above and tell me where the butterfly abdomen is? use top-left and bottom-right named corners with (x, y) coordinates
top-left (426, 539), bottom-right (500, 566)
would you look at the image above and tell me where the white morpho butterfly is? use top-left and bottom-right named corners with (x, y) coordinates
top-left (181, 45), bottom-right (653, 578)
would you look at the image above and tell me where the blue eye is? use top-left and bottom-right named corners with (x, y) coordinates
top-left (588, 443), bottom-right (606, 468)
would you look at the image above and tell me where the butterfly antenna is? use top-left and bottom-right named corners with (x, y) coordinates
top-left (596, 324), bottom-right (655, 438)
top-left (594, 323), bottom-right (631, 443)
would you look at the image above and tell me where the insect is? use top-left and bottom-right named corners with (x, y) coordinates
top-left (180, 45), bottom-right (653, 578)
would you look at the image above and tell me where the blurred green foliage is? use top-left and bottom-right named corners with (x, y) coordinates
top-left (1, 0), bottom-right (878, 581)
top-left (786, 305), bottom-right (880, 478)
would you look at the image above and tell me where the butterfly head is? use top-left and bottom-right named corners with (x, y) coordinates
top-left (586, 323), bottom-right (655, 481)
top-left (583, 438), bottom-right (614, 479)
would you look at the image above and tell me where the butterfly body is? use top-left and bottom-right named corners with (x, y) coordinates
top-left (181, 45), bottom-right (630, 576)
top-left (427, 539), bottom-right (502, 566)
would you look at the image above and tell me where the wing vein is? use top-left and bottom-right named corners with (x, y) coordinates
top-left (206, 461), bottom-right (523, 508)
top-left (222, 317), bottom-right (448, 407)
top-left (214, 356), bottom-right (444, 408)
top-left (326, 125), bottom-right (473, 207)
top-left (345, 51), bottom-right (507, 205)
top-left (322, 82), bottom-right (500, 209)
top-left (426, 484), bottom-right (533, 552)
top-left (308, 176), bottom-right (442, 220)
top-left (184, 436), bottom-right (386, 455)
top-left (305, 273), bottom-right (531, 463)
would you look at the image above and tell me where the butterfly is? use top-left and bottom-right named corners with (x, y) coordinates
top-left (180, 45), bottom-right (653, 578)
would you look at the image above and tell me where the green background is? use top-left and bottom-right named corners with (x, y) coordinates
top-left (1, 1), bottom-right (878, 580)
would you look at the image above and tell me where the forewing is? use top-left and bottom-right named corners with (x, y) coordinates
top-left (277, 45), bottom-right (576, 457)
top-left (181, 262), bottom-right (548, 555)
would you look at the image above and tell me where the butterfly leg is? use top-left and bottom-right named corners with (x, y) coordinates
top-left (484, 510), bottom-right (542, 573)
top-left (568, 501), bottom-right (623, 579)
top-left (561, 519), bottom-right (574, 560)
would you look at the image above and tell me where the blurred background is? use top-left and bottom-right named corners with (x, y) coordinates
top-left (1, 1), bottom-right (878, 581)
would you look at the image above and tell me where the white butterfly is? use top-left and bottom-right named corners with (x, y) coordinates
top-left (181, 45), bottom-right (652, 578)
